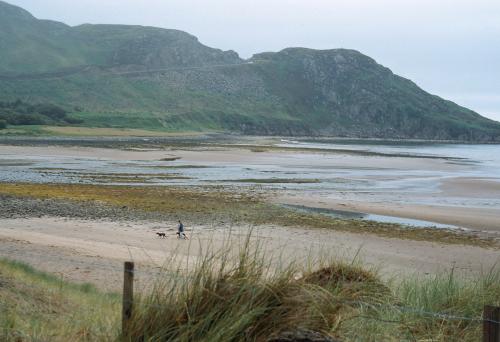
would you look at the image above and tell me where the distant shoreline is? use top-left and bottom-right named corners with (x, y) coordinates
top-left (1, 130), bottom-right (500, 144)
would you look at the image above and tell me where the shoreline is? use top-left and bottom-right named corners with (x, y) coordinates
top-left (2, 131), bottom-right (500, 144)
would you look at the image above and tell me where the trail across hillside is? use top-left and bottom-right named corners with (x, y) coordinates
top-left (0, 61), bottom-right (256, 81)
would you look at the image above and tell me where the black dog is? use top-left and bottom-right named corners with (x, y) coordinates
top-left (156, 232), bottom-right (166, 238)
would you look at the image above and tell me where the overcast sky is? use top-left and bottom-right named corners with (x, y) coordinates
top-left (7, 0), bottom-right (500, 122)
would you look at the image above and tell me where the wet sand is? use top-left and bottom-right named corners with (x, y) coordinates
top-left (440, 177), bottom-right (500, 198)
top-left (274, 194), bottom-right (500, 233)
top-left (0, 143), bottom-right (464, 169)
top-left (1, 143), bottom-right (499, 233)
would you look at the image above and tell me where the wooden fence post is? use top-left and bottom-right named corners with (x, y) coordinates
top-left (122, 261), bottom-right (134, 340)
top-left (484, 305), bottom-right (500, 342)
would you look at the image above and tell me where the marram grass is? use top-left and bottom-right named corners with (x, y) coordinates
top-left (0, 258), bottom-right (120, 342)
top-left (1, 237), bottom-right (498, 341)
top-left (126, 235), bottom-right (499, 341)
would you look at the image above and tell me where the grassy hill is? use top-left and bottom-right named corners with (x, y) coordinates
top-left (1, 0), bottom-right (499, 141)
top-left (0, 1), bottom-right (240, 74)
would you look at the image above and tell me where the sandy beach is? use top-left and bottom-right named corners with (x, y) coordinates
top-left (1, 216), bottom-right (498, 291)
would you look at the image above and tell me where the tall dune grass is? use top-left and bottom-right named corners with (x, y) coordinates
top-left (1, 234), bottom-right (498, 341)
top-left (0, 258), bottom-right (120, 342)
top-left (127, 235), bottom-right (499, 341)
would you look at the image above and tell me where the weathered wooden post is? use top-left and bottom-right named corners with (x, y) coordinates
top-left (122, 261), bottom-right (134, 340)
top-left (484, 305), bottom-right (500, 342)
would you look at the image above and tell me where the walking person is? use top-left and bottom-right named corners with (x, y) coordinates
top-left (177, 220), bottom-right (187, 239)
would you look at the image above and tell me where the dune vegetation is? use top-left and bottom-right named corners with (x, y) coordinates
top-left (129, 237), bottom-right (500, 341)
top-left (0, 258), bottom-right (120, 341)
top-left (1, 235), bottom-right (498, 341)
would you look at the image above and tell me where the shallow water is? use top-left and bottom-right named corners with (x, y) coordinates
top-left (276, 140), bottom-right (500, 209)
top-left (281, 204), bottom-right (460, 229)
top-left (281, 139), bottom-right (500, 176)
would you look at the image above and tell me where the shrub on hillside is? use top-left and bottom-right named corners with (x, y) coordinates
top-left (0, 100), bottom-right (82, 126)
top-left (34, 103), bottom-right (68, 119)
top-left (64, 116), bottom-right (84, 124)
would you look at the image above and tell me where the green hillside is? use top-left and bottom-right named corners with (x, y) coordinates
top-left (0, 0), bottom-right (499, 141)
top-left (0, 1), bottom-right (240, 74)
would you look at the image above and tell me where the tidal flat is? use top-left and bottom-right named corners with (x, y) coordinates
top-left (0, 183), bottom-right (495, 247)
top-left (1, 136), bottom-right (499, 231)
top-left (0, 137), bottom-right (499, 291)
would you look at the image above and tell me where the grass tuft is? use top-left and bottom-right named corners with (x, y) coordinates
top-left (0, 258), bottom-right (120, 342)
top-left (128, 237), bottom-right (370, 341)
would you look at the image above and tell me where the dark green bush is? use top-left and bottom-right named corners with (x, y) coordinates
top-left (64, 116), bottom-right (84, 124)
top-left (34, 103), bottom-right (67, 119)
top-left (0, 100), bottom-right (82, 126)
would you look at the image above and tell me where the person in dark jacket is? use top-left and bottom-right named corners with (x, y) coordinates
top-left (177, 220), bottom-right (187, 239)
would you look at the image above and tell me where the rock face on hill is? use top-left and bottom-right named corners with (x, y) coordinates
top-left (1, 0), bottom-right (499, 141)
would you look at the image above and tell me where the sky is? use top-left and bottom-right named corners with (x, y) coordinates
top-left (7, 0), bottom-right (500, 122)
